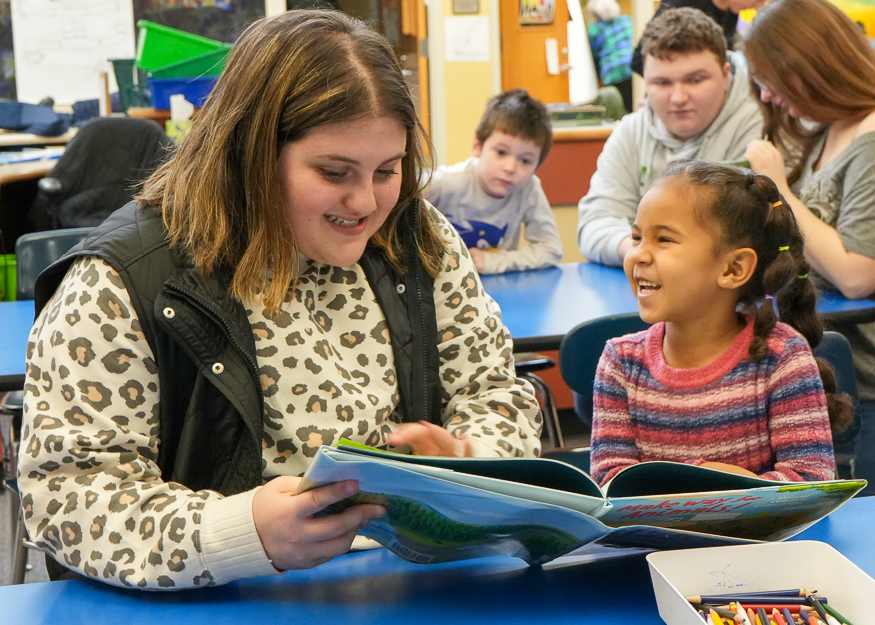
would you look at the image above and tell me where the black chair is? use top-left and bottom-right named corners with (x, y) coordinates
top-left (813, 331), bottom-right (862, 478)
top-left (29, 116), bottom-right (171, 230)
top-left (515, 353), bottom-right (564, 449)
top-left (558, 313), bottom-right (650, 428)
top-left (1, 227), bottom-right (93, 583)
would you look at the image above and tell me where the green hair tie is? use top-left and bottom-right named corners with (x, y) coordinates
top-left (797, 273), bottom-right (808, 279)
top-left (778, 246), bottom-right (790, 252)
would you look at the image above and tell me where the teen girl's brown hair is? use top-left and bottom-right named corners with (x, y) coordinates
top-left (138, 10), bottom-right (445, 312)
top-left (744, 0), bottom-right (875, 184)
top-left (475, 89), bottom-right (553, 165)
top-left (639, 7), bottom-right (727, 67)
top-left (663, 160), bottom-right (854, 434)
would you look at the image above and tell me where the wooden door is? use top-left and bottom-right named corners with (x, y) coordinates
top-left (499, 1), bottom-right (570, 104)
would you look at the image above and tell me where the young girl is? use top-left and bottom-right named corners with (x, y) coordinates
top-left (589, 160), bottom-right (853, 486)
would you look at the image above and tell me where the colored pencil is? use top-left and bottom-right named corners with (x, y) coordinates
top-left (799, 607), bottom-right (818, 624)
top-left (711, 609), bottom-right (727, 625)
top-left (687, 591), bottom-right (818, 603)
top-left (747, 608), bottom-right (758, 625)
top-left (715, 604), bottom-right (811, 612)
top-left (772, 608), bottom-right (787, 625)
top-left (757, 606), bottom-right (771, 625)
top-left (822, 602), bottom-right (853, 625)
top-left (714, 606), bottom-right (745, 623)
top-left (700, 597), bottom-right (828, 606)
top-left (806, 594), bottom-right (840, 625)
top-left (782, 608), bottom-right (797, 625)
top-left (733, 602), bottom-right (754, 625)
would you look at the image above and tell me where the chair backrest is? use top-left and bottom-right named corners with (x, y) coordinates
top-left (14, 227), bottom-right (93, 299)
top-left (813, 331), bottom-right (861, 446)
top-left (558, 313), bottom-right (650, 426)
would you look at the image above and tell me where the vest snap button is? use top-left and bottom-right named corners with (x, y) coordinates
top-left (162, 307), bottom-right (176, 319)
top-left (396, 283), bottom-right (406, 294)
top-left (212, 362), bottom-right (225, 374)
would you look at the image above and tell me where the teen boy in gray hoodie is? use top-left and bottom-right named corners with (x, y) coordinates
top-left (577, 8), bottom-right (763, 266)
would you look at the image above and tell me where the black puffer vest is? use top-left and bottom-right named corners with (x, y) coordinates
top-left (35, 201), bottom-right (442, 496)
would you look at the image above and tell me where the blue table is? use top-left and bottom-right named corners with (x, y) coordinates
top-left (481, 262), bottom-right (875, 352)
top-left (0, 299), bottom-right (33, 391)
top-left (0, 495), bottom-right (871, 625)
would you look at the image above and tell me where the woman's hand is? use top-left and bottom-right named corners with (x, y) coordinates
top-left (386, 420), bottom-right (470, 456)
top-left (699, 461), bottom-right (758, 477)
top-left (468, 247), bottom-right (486, 273)
top-left (745, 139), bottom-right (790, 191)
top-left (252, 476), bottom-right (385, 571)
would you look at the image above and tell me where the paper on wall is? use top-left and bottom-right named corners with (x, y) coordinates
top-left (566, 0), bottom-right (598, 104)
top-left (444, 15), bottom-right (490, 63)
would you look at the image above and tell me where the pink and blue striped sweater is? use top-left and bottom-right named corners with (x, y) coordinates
top-left (590, 318), bottom-right (836, 486)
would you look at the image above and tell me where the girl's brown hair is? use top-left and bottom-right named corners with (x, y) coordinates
top-left (664, 160), bottom-right (854, 434)
top-left (743, 0), bottom-right (875, 184)
top-left (138, 10), bottom-right (445, 312)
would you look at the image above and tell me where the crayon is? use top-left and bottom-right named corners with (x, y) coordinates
top-left (757, 606), bottom-right (770, 625)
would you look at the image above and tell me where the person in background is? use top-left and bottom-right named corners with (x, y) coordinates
top-left (743, 0), bottom-right (875, 495)
top-left (630, 0), bottom-right (767, 76)
top-left (426, 88), bottom-right (563, 275)
top-left (577, 8), bottom-right (762, 267)
top-left (590, 161), bottom-right (852, 487)
top-left (587, 0), bottom-right (635, 114)
top-left (18, 10), bottom-right (542, 590)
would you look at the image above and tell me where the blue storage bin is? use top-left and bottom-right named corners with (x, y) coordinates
top-left (147, 76), bottom-right (218, 110)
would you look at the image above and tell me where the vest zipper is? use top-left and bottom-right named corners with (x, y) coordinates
top-left (165, 284), bottom-right (265, 413)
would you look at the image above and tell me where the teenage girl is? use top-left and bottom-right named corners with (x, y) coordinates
top-left (589, 160), bottom-right (853, 487)
top-left (743, 0), bottom-right (875, 495)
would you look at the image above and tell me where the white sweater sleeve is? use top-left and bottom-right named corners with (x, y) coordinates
top-left (19, 257), bottom-right (277, 589)
top-left (480, 177), bottom-right (563, 275)
top-left (576, 121), bottom-right (642, 266)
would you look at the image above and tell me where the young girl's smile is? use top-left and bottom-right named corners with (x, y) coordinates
top-left (624, 178), bottom-right (736, 326)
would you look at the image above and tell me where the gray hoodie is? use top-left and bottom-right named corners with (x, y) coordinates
top-left (577, 51), bottom-right (764, 266)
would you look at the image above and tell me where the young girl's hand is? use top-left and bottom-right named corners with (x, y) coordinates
top-left (745, 139), bottom-right (789, 191)
top-left (699, 461), bottom-right (759, 477)
top-left (386, 420), bottom-right (470, 456)
top-left (252, 476), bottom-right (386, 571)
top-left (468, 247), bottom-right (486, 272)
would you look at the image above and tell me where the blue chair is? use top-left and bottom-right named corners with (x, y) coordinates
top-left (1, 227), bottom-right (92, 583)
top-left (813, 331), bottom-right (862, 478)
top-left (558, 313), bottom-right (650, 428)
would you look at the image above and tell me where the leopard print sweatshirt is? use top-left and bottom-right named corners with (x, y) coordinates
top-left (19, 211), bottom-right (541, 589)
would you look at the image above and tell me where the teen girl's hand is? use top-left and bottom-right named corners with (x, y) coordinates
top-left (700, 461), bottom-right (759, 478)
top-left (386, 420), bottom-right (472, 456)
top-left (745, 139), bottom-right (790, 191)
top-left (468, 247), bottom-right (486, 273)
top-left (252, 477), bottom-right (385, 571)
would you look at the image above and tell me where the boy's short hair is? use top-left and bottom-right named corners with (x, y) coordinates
top-left (475, 88), bottom-right (553, 165)
top-left (640, 8), bottom-right (727, 66)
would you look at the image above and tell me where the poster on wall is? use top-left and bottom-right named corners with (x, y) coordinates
top-left (520, 0), bottom-right (555, 25)
top-left (10, 0), bottom-right (135, 105)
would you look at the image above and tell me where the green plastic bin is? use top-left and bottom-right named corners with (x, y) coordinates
top-left (147, 45), bottom-right (232, 79)
top-left (0, 253), bottom-right (16, 301)
top-left (135, 20), bottom-right (227, 72)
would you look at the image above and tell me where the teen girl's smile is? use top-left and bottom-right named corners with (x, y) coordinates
top-left (278, 116), bottom-right (407, 267)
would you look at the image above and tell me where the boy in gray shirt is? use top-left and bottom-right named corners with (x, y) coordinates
top-left (427, 89), bottom-right (563, 274)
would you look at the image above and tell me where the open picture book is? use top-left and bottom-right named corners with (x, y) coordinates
top-left (297, 442), bottom-right (866, 567)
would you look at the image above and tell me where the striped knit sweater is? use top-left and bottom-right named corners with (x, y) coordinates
top-left (590, 317), bottom-right (836, 486)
